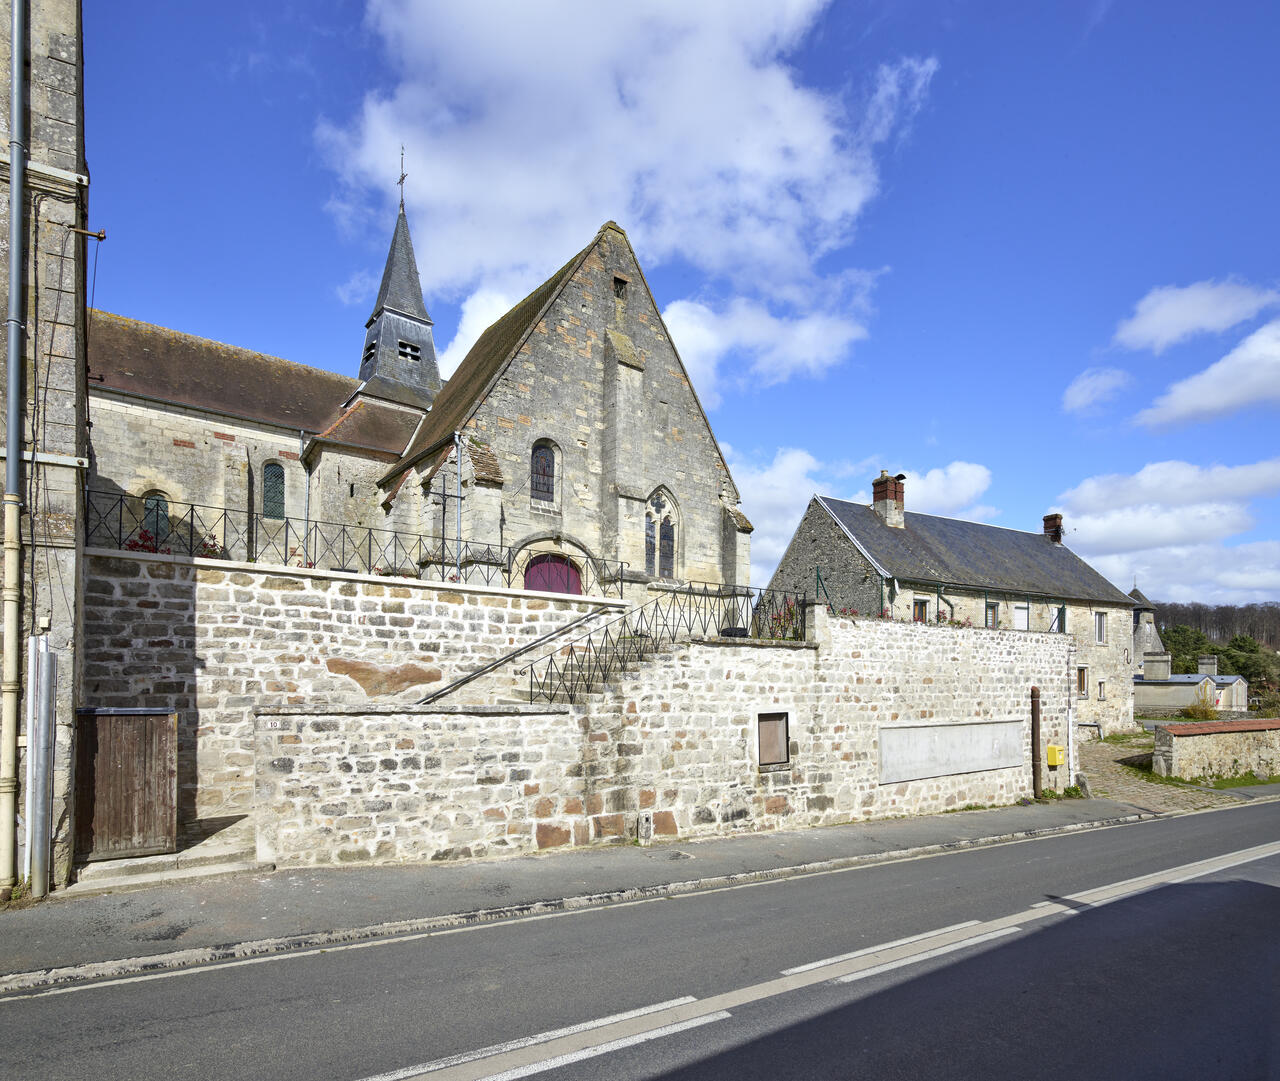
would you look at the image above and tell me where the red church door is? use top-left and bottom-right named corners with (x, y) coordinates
top-left (523, 554), bottom-right (583, 595)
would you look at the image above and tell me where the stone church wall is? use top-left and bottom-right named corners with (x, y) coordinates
top-left (254, 611), bottom-right (1074, 866)
top-left (82, 551), bottom-right (624, 823)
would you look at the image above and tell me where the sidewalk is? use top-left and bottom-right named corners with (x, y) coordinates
top-left (0, 797), bottom-right (1145, 991)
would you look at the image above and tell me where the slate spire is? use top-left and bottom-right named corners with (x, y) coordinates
top-left (356, 208), bottom-right (441, 410)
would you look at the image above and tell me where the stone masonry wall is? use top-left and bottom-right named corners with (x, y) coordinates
top-left (255, 610), bottom-right (1074, 866)
top-left (82, 551), bottom-right (623, 823)
top-left (1153, 719), bottom-right (1280, 780)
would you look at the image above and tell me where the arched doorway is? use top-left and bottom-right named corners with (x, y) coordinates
top-left (523, 553), bottom-right (583, 595)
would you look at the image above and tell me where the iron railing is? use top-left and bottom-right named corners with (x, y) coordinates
top-left (84, 489), bottom-right (627, 597)
top-left (519, 581), bottom-right (808, 703)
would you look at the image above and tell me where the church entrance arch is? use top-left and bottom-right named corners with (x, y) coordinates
top-left (523, 553), bottom-right (583, 595)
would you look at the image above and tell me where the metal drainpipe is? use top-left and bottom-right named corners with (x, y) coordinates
top-left (1, 0), bottom-right (29, 893)
top-left (453, 430), bottom-right (462, 582)
top-left (300, 430), bottom-right (310, 567)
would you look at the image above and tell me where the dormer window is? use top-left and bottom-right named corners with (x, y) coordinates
top-left (398, 340), bottom-right (421, 361)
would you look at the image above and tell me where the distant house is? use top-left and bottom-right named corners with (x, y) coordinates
top-left (1134, 652), bottom-right (1248, 713)
top-left (769, 471), bottom-right (1137, 735)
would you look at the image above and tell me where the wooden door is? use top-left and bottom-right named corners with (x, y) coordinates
top-left (74, 709), bottom-right (177, 860)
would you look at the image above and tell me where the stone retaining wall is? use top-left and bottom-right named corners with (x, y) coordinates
top-left (254, 610), bottom-right (1076, 865)
top-left (1152, 718), bottom-right (1280, 780)
top-left (83, 551), bottom-right (623, 821)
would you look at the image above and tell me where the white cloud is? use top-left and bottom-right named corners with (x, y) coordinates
top-left (1062, 367), bottom-right (1130, 413)
top-left (662, 297), bottom-right (868, 408)
top-left (729, 446), bottom-right (828, 587)
top-left (1136, 319), bottom-right (1280, 426)
top-left (319, 2), bottom-right (936, 398)
top-left (335, 268), bottom-right (378, 307)
top-left (902, 462), bottom-right (992, 516)
top-left (1058, 458), bottom-right (1280, 512)
top-left (1055, 457), bottom-right (1280, 602)
top-left (1113, 279), bottom-right (1279, 353)
top-left (436, 287), bottom-right (519, 380)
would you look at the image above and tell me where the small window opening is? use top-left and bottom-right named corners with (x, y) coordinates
top-left (1077, 667), bottom-right (1089, 698)
top-left (913, 599), bottom-right (928, 623)
top-left (142, 491), bottom-right (170, 543)
top-left (1049, 605), bottom-right (1067, 633)
top-left (263, 463), bottom-right (285, 519)
top-left (1097, 680), bottom-right (1106, 701)
top-left (1094, 611), bottom-right (1107, 644)
top-left (758, 712), bottom-right (789, 769)
top-left (531, 444), bottom-right (555, 502)
top-left (985, 602), bottom-right (999, 629)
top-left (398, 340), bottom-right (421, 361)
top-left (349, 483), bottom-right (355, 498)
top-left (613, 276), bottom-right (628, 299)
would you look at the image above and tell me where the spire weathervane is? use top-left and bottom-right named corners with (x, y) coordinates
top-left (397, 145), bottom-right (407, 210)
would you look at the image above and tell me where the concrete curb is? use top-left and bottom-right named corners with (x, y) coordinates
top-left (0, 810), bottom-right (1153, 996)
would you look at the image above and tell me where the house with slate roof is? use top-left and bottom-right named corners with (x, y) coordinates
top-left (1129, 585), bottom-right (1164, 678)
top-left (1134, 652), bottom-right (1249, 713)
top-left (85, 213), bottom-right (751, 593)
top-left (769, 471), bottom-right (1137, 734)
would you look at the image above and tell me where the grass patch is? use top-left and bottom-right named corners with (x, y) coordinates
top-left (1205, 771), bottom-right (1280, 790)
top-left (1102, 730), bottom-right (1154, 745)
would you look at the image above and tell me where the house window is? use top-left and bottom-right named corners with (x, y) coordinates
top-left (398, 340), bottom-right (421, 361)
top-left (1013, 603), bottom-right (1029, 631)
top-left (1094, 612), bottom-right (1107, 644)
top-left (1048, 605), bottom-right (1066, 633)
top-left (1077, 667), bottom-right (1089, 698)
top-left (985, 602), bottom-right (999, 629)
top-left (531, 444), bottom-right (555, 502)
top-left (913, 599), bottom-right (928, 623)
top-left (1097, 680), bottom-right (1106, 700)
top-left (142, 491), bottom-right (170, 543)
top-left (263, 463), bottom-right (285, 519)
top-left (758, 711), bottom-right (789, 770)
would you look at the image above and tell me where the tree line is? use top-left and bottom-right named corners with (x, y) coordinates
top-left (1153, 600), bottom-right (1280, 650)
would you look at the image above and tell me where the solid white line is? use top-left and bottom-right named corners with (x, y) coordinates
top-left (475, 1013), bottom-right (732, 1081)
top-left (781, 920), bottom-right (982, 975)
top-left (353, 997), bottom-right (698, 1081)
top-left (831, 926), bottom-right (1022, 984)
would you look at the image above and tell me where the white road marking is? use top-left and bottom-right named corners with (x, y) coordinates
top-left (475, 1014), bottom-right (732, 1081)
top-left (353, 997), bottom-right (697, 1081)
top-left (782, 920), bottom-right (981, 975)
top-left (831, 926), bottom-right (1022, 983)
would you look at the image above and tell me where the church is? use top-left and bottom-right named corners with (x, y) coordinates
top-left (86, 212), bottom-right (753, 595)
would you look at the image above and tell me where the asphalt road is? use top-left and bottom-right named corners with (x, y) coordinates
top-left (2, 802), bottom-right (1277, 1081)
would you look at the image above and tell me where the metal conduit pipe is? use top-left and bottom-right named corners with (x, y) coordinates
top-left (0, 0), bottom-right (28, 893)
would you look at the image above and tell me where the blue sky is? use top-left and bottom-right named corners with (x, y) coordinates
top-left (84, 2), bottom-right (1280, 603)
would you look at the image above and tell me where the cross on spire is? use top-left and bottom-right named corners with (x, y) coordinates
top-left (397, 145), bottom-right (407, 210)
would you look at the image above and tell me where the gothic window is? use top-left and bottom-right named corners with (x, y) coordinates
top-left (263, 463), bottom-right (285, 519)
top-left (645, 516), bottom-right (656, 575)
top-left (142, 491), bottom-right (170, 543)
top-left (531, 444), bottom-right (555, 502)
top-left (659, 517), bottom-right (674, 579)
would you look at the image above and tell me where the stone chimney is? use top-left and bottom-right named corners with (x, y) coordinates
top-left (1198, 654), bottom-right (1218, 676)
top-left (872, 471), bottom-right (906, 528)
top-left (1143, 652), bottom-right (1171, 681)
top-left (1043, 513), bottom-right (1063, 544)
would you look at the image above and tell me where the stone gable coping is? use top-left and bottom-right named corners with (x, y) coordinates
top-left (256, 703), bottom-right (568, 717)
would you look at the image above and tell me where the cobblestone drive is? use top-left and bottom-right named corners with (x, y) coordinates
top-left (1078, 735), bottom-right (1242, 813)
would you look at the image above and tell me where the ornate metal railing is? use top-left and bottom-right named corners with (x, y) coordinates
top-left (519, 581), bottom-right (808, 703)
top-left (84, 490), bottom-right (627, 597)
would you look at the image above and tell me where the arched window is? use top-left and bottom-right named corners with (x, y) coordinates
top-left (263, 463), bottom-right (285, 519)
top-left (531, 444), bottom-right (555, 502)
top-left (142, 491), bottom-right (170, 543)
top-left (523, 553), bottom-right (582, 595)
top-left (644, 488), bottom-right (678, 579)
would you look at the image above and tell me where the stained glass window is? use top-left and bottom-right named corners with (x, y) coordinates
top-left (531, 445), bottom-right (555, 502)
top-left (263, 463), bottom-right (285, 519)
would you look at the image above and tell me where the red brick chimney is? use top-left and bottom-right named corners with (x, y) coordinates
top-left (872, 470), bottom-right (906, 528)
top-left (1043, 513), bottom-right (1063, 544)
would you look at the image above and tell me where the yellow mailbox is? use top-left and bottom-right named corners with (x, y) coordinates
top-left (1046, 744), bottom-right (1065, 767)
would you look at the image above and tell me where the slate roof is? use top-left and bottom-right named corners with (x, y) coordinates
top-left (381, 239), bottom-right (591, 483)
top-left (369, 208), bottom-right (431, 325)
top-left (1134, 673), bottom-right (1245, 686)
top-left (817, 496), bottom-right (1134, 606)
top-left (1129, 586), bottom-right (1156, 609)
top-left (89, 310), bottom-right (356, 433)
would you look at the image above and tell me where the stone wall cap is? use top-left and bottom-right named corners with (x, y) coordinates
top-left (256, 703), bottom-right (569, 717)
top-left (1159, 718), bottom-right (1280, 736)
top-left (690, 636), bottom-right (818, 650)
